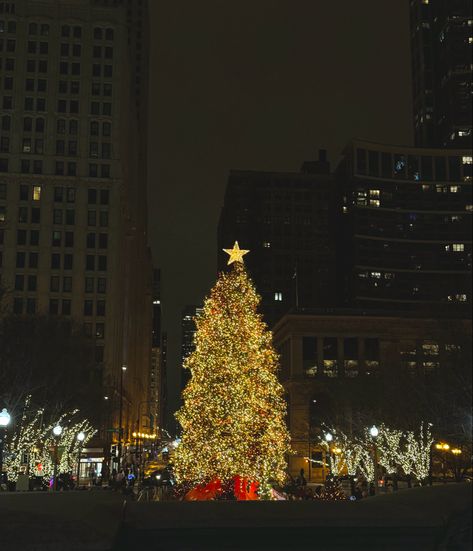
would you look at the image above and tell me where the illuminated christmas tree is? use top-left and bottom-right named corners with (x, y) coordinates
top-left (174, 242), bottom-right (291, 497)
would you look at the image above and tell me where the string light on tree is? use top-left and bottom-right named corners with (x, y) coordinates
top-left (174, 242), bottom-right (291, 498)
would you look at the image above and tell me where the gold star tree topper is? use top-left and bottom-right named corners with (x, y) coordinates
top-left (223, 241), bottom-right (250, 265)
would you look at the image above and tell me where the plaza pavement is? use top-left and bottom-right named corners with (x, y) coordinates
top-left (0, 483), bottom-right (470, 550)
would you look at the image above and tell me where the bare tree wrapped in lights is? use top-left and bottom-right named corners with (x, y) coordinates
top-left (174, 243), bottom-right (291, 498)
top-left (320, 422), bottom-right (434, 486)
top-left (4, 399), bottom-right (95, 482)
top-left (377, 424), bottom-right (404, 476)
top-left (397, 422), bottom-right (433, 483)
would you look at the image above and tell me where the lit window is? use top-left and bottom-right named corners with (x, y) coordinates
top-left (422, 343), bottom-right (439, 356)
top-left (453, 244), bottom-right (464, 252)
top-left (369, 189), bottom-right (380, 197)
top-left (462, 156), bottom-right (472, 165)
top-left (370, 272), bottom-right (381, 279)
top-left (469, 38), bottom-right (473, 44)
top-left (274, 292), bottom-right (283, 302)
top-left (459, 129), bottom-right (471, 136)
top-left (466, 205), bottom-right (473, 212)
top-left (448, 294), bottom-right (467, 302)
top-left (369, 199), bottom-right (380, 207)
top-left (263, 242), bottom-right (271, 248)
top-left (450, 186), bottom-right (459, 193)
top-left (32, 185), bottom-right (41, 201)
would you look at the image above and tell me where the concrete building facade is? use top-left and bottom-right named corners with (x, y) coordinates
top-left (273, 310), bottom-right (472, 483)
top-left (0, 0), bottom-right (152, 460)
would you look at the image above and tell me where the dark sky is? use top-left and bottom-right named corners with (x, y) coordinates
top-left (147, 0), bottom-right (413, 427)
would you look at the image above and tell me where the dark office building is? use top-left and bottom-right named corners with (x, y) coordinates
top-left (181, 305), bottom-right (203, 391)
top-left (218, 151), bottom-right (337, 326)
top-left (338, 140), bottom-right (472, 316)
top-left (149, 269), bottom-right (162, 431)
top-left (410, 0), bottom-right (472, 148)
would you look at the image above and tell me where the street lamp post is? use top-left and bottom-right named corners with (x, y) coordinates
top-left (135, 400), bottom-right (157, 479)
top-left (118, 365), bottom-right (127, 469)
top-left (0, 408), bottom-right (12, 482)
top-left (324, 432), bottom-right (333, 481)
top-left (76, 432), bottom-right (85, 489)
top-left (370, 425), bottom-right (379, 495)
top-left (52, 424), bottom-right (63, 491)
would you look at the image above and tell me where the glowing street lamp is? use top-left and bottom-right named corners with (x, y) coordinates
top-left (370, 425), bottom-right (380, 495)
top-left (370, 425), bottom-right (379, 438)
top-left (52, 424), bottom-right (62, 491)
top-left (0, 408), bottom-right (11, 479)
top-left (76, 432), bottom-right (86, 489)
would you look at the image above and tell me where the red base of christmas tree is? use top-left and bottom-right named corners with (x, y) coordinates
top-left (183, 476), bottom-right (260, 501)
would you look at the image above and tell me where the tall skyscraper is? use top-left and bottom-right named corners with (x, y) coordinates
top-left (218, 151), bottom-right (337, 326)
top-left (338, 139), bottom-right (472, 316)
top-left (410, 0), bottom-right (472, 148)
top-left (180, 304), bottom-right (202, 391)
top-left (0, 0), bottom-right (152, 459)
top-left (149, 268), bottom-right (163, 433)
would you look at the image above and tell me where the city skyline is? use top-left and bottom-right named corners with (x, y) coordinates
top-left (149, 1), bottom-right (414, 417)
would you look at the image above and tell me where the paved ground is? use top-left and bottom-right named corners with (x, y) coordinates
top-left (117, 484), bottom-right (472, 551)
top-left (0, 490), bottom-right (123, 551)
top-left (0, 483), bottom-right (470, 550)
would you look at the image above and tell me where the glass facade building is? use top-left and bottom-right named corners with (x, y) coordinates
top-left (339, 140), bottom-right (472, 316)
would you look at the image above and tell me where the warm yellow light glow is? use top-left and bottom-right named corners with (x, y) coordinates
top-left (174, 261), bottom-right (291, 493)
top-left (33, 186), bottom-right (41, 201)
top-left (452, 448), bottom-right (462, 455)
top-left (435, 443), bottom-right (443, 450)
top-left (442, 443), bottom-right (450, 451)
top-left (222, 241), bottom-right (250, 265)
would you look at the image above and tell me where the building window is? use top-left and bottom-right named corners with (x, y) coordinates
top-left (96, 323), bottom-right (105, 339)
top-left (27, 275), bottom-right (37, 292)
top-left (63, 276), bottom-right (72, 292)
top-left (85, 277), bottom-right (94, 293)
top-left (29, 252), bottom-right (38, 269)
top-left (49, 299), bottom-right (59, 315)
top-left (26, 299), bottom-right (36, 315)
top-left (32, 186), bottom-right (41, 201)
top-left (97, 278), bottom-right (107, 294)
top-left (97, 300), bottom-right (106, 316)
top-left (453, 244), bottom-right (465, 252)
top-left (84, 300), bottom-right (93, 316)
top-left (15, 275), bottom-right (24, 291)
top-left (52, 231), bottom-right (61, 246)
top-left (274, 292), bottom-right (283, 302)
top-left (64, 254), bottom-right (73, 270)
top-left (51, 253), bottom-right (60, 269)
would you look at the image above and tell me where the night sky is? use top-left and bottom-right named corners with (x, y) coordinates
top-left (147, 1), bottom-right (413, 425)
